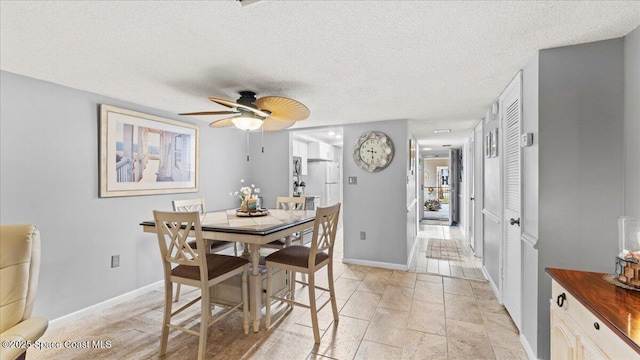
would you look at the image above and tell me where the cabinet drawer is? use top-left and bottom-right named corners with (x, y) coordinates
top-left (552, 281), bottom-right (639, 359)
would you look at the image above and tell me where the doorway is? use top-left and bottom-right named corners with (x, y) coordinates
top-left (422, 157), bottom-right (450, 221)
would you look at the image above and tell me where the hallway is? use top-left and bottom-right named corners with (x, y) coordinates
top-left (423, 203), bottom-right (450, 221)
top-left (410, 223), bottom-right (485, 281)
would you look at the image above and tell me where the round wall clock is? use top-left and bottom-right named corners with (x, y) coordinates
top-left (353, 131), bottom-right (394, 172)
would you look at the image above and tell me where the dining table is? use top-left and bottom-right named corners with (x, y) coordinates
top-left (140, 208), bottom-right (316, 332)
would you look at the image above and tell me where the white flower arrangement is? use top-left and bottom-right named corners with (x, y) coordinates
top-left (230, 179), bottom-right (260, 202)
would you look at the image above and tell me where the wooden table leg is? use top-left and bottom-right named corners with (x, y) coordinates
top-left (285, 235), bottom-right (292, 247)
top-left (248, 243), bottom-right (261, 332)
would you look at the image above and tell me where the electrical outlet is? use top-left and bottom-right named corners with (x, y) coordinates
top-left (360, 231), bottom-right (366, 240)
top-left (111, 255), bottom-right (120, 268)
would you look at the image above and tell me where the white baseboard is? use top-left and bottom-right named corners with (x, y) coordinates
top-left (49, 280), bottom-right (163, 329)
top-left (520, 333), bottom-right (540, 360)
top-left (482, 265), bottom-right (502, 304)
top-left (342, 257), bottom-right (408, 271)
top-left (407, 237), bottom-right (418, 268)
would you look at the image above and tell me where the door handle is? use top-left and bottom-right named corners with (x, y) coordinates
top-left (470, 197), bottom-right (475, 201)
top-left (510, 218), bottom-right (520, 226)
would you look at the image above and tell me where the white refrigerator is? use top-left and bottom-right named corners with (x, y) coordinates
top-left (305, 161), bottom-right (340, 206)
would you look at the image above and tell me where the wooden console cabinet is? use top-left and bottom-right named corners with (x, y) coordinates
top-left (547, 268), bottom-right (640, 359)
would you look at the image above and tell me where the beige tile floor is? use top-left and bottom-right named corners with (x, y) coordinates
top-left (29, 225), bottom-right (525, 360)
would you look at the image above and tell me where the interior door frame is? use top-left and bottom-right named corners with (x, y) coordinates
top-left (467, 134), bottom-right (475, 249)
top-left (473, 121), bottom-right (484, 257)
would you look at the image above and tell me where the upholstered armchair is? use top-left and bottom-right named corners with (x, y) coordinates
top-left (0, 225), bottom-right (48, 360)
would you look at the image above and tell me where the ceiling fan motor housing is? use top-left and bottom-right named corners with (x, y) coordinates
top-left (237, 91), bottom-right (259, 108)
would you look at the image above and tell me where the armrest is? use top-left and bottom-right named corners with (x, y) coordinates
top-left (0, 317), bottom-right (48, 360)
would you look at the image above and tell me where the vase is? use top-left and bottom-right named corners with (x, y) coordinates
top-left (241, 198), bottom-right (258, 213)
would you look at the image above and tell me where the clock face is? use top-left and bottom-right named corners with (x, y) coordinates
top-left (353, 131), bottom-right (394, 172)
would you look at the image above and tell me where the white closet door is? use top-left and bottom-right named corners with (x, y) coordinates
top-left (500, 72), bottom-right (523, 330)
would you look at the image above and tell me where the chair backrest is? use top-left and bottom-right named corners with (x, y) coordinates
top-left (172, 198), bottom-right (206, 214)
top-left (0, 224), bottom-right (41, 333)
top-left (153, 211), bottom-right (208, 281)
top-left (308, 203), bottom-right (341, 268)
top-left (276, 196), bottom-right (306, 210)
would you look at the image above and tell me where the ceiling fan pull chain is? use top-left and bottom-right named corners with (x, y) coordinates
top-left (246, 130), bottom-right (250, 162)
top-left (261, 127), bottom-right (265, 153)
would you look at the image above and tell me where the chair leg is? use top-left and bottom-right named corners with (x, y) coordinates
top-left (296, 237), bottom-right (308, 285)
top-left (265, 266), bottom-right (272, 329)
top-left (327, 262), bottom-right (339, 322)
top-left (289, 270), bottom-right (296, 301)
top-left (308, 272), bottom-right (321, 343)
top-left (197, 286), bottom-right (210, 360)
top-left (242, 265), bottom-right (249, 335)
top-left (160, 281), bottom-right (172, 356)
top-left (174, 283), bottom-right (181, 302)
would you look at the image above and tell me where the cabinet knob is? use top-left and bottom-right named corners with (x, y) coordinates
top-left (594, 322), bottom-right (600, 330)
top-left (556, 293), bottom-right (566, 307)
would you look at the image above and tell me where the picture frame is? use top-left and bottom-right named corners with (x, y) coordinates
top-left (490, 128), bottom-right (498, 157)
top-left (99, 104), bottom-right (199, 197)
top-left (485, 133), bottom-right (491, 158)
top-left (409, 138), bottom-right (415, 174)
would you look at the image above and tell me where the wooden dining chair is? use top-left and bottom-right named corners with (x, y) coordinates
top-left (153, 210), bottom-right (249, 360)
top-left (262, 196), bottom-right (307, 250)
top-left (264, 203), bottom-right (341, 344)
top-left (172, 198), bottom-right (238, 302)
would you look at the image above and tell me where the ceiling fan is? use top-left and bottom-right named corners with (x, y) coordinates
top-left (180, 91), bottom-right (310, 132)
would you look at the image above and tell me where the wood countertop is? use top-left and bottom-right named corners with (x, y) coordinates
top-left (546, 268), bottom-right (640, 353)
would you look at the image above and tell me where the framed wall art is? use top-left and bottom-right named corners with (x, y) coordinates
top-left (99, 104), bottom-right (199, 197)
top-left (490, 128), bottom-right (498, 157)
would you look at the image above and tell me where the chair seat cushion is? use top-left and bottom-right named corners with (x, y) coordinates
top-left (172, 254), bottom-right (248, 281)
top-left (265, 245), bottom-right (328, 269)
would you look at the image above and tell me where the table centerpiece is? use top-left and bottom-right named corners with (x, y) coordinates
top-left (230, 179), bottom-right (263, 214)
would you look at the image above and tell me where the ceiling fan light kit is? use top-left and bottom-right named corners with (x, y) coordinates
top-left (231, 112), bottom-right (264, 131)
top-left (182, 90), bottom-right (309, 161)
top-left (181, 91), bottom-right (309, 132)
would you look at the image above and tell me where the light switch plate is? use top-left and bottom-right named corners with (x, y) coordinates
top-left (521, 133), bottom-right (533, 147)
top-left (348, 176), bottom-right (357, 185)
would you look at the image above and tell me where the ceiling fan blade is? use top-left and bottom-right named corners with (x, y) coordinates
top-left (207, 96), bottom-right (238, 108)
top-left (261, 118), bottom-right (296, 132)
top-left (209, 115), bottom-right (240, 128)
top-left (255, 96), bottom-right (310, 122)
top-left (179, 111), bottom-right (238, 116)
top-left (208, 96), bottom-right (270, 117)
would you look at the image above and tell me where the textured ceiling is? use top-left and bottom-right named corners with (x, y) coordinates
top-left (1, 1), bottom-right (639, 148)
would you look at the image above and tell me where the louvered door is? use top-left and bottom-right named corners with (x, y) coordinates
top-left (500, 72), bottom-right (523, 330)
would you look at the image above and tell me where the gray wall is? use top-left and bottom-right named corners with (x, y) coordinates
top-left (247, 130), bottom-right (290, 209)
top-left (625, 26), bottom-right (640, 219)
top-left (342, 120), bottom-right (412, 266)
top-left (518, 38), bottom-right (626, 359)
top-left (0, 71), bottom-right (250, 320)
